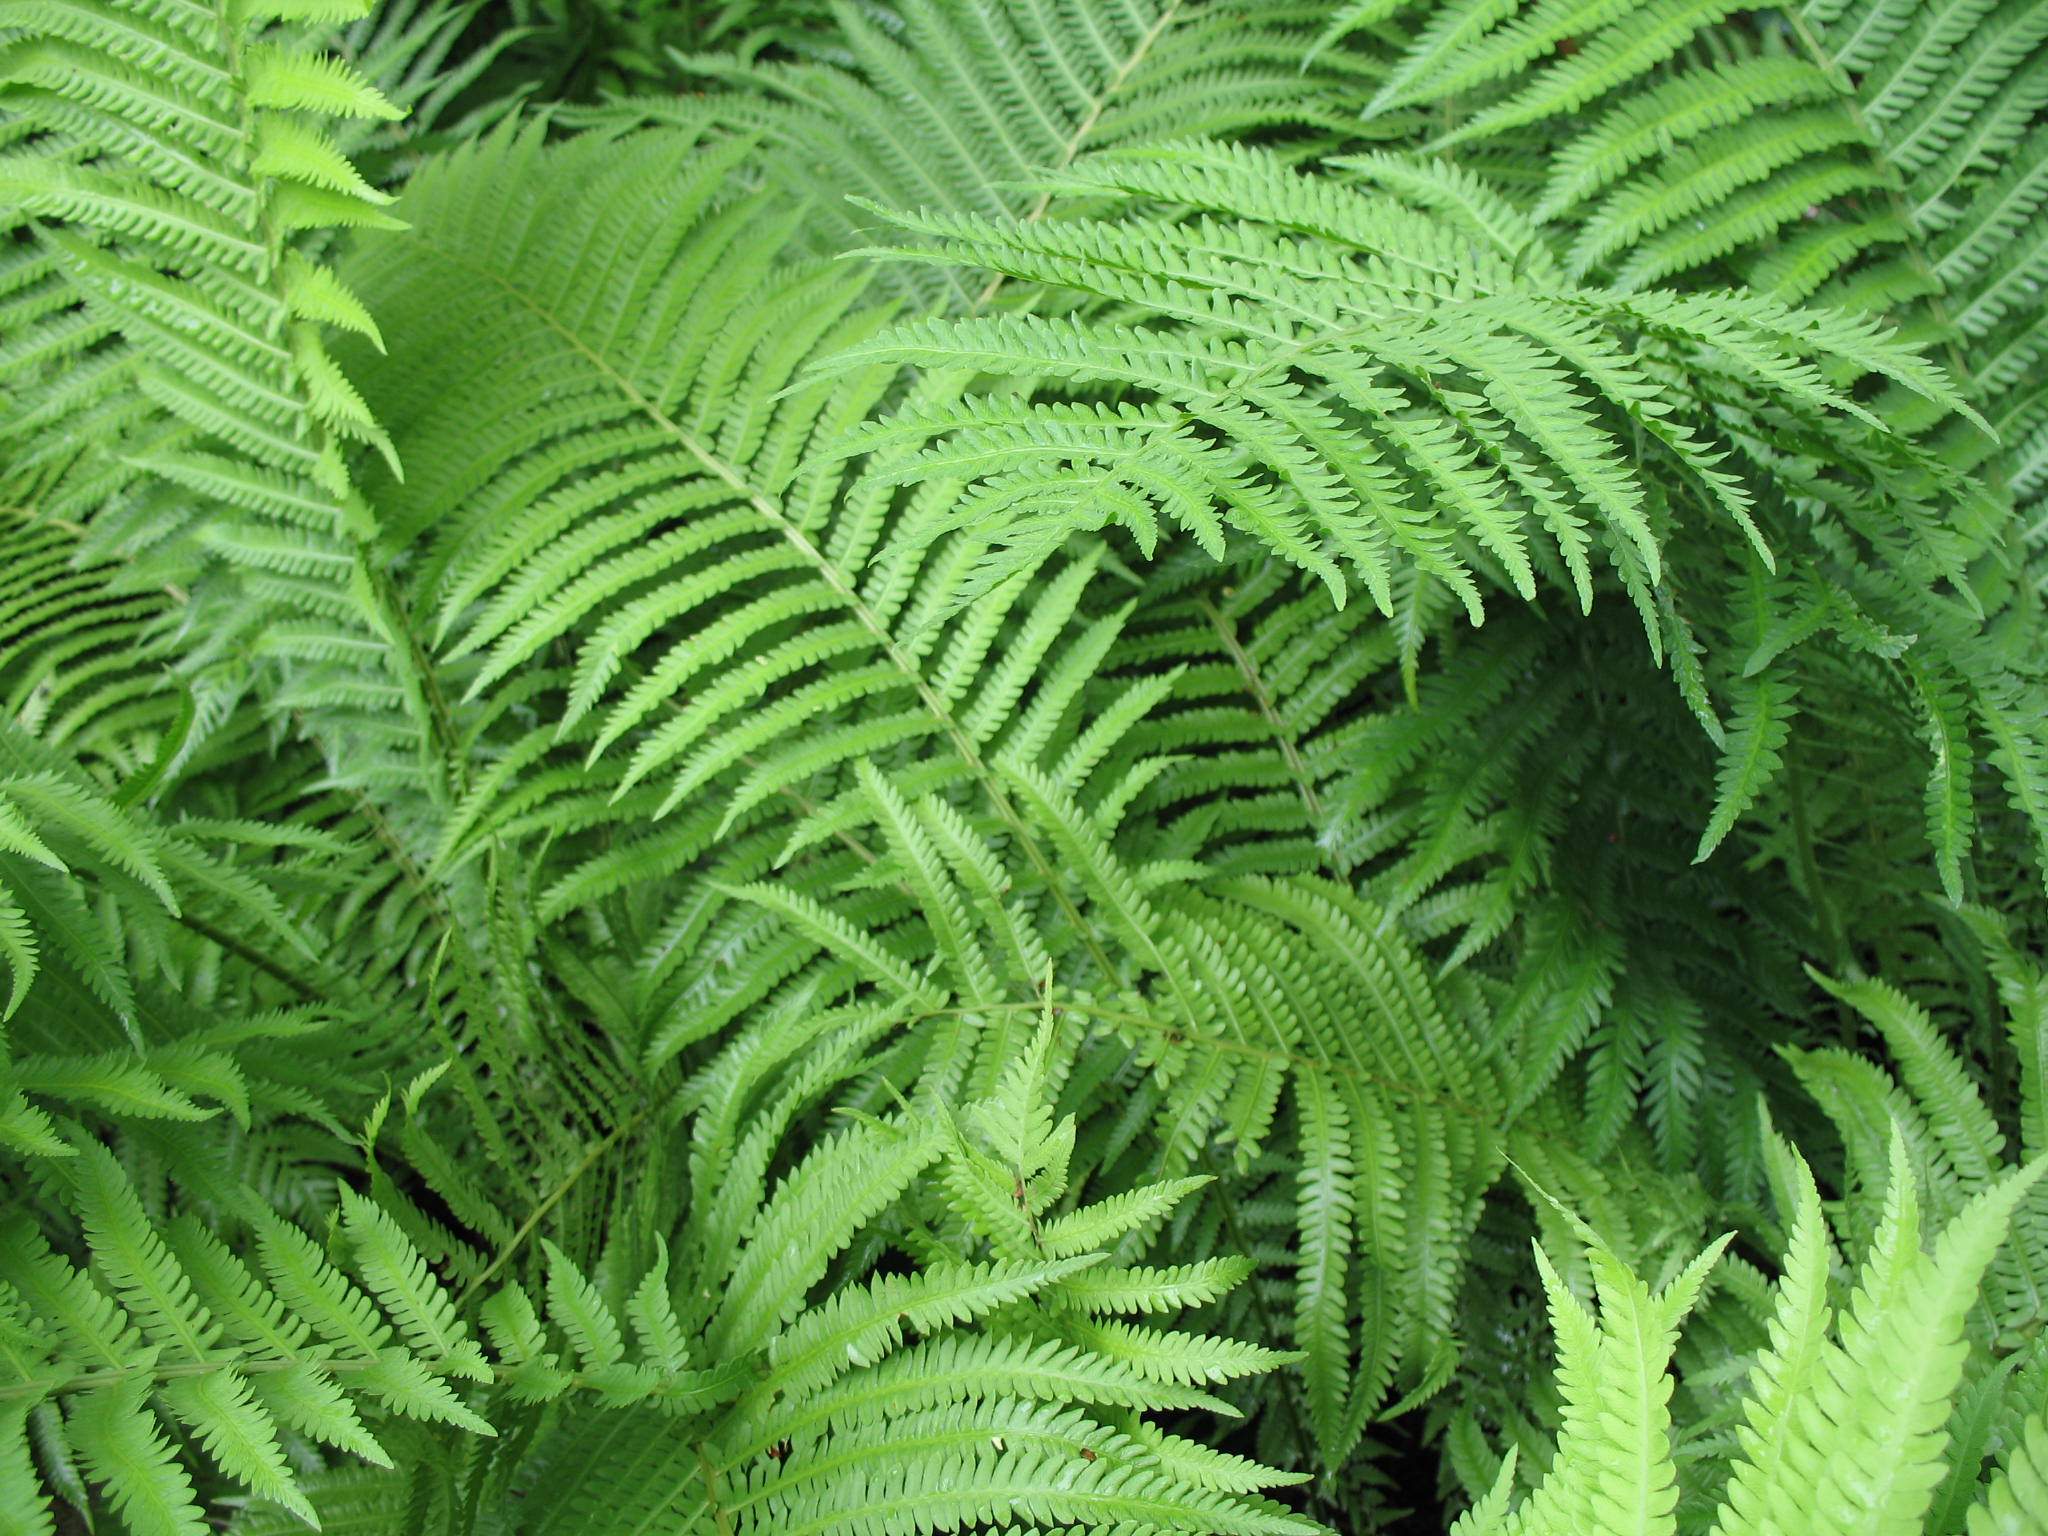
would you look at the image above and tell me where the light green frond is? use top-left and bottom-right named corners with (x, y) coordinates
top-left (1440, 0), bottom-right (1749, 145)
top-left (711, 1116), bottom-right (942, 1357)
top-left (1819, 971), bottom-right (2006, 1186)
top-left (339, 1188), bottom-right (487, 1377)
top-left (1505, 1218), bottom-right (1728, 1536)
top-left (581, 0), bottom-right (1372, 308)
top-left (69, 1376), bottom-right (207, 1536)
top-left (1968, 1413), bottom-right (2048, 1536)
top-left (1708, 1143), bottom-right (1840, 1536)
top-left (1716, 1139), bottom-right (2046, 1536)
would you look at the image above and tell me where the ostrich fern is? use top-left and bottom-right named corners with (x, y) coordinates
top-left (4, 0), bottom-right (2048, 1531)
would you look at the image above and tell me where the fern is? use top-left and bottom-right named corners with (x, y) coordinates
top-left (580, 0), bottom-right (1378, 306)
top-left (1463, 1139), bottom-right (2046, 1536)
top-left (1438, 921), bottom-right (2048, 1533)
top-left (7, 1), bottom-right (2048, 1532)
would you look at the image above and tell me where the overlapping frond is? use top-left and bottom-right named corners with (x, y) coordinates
top-left (1347, 0), bottom-right (2048, 530)
top-left (1475, 1137), bottom-right (2044, 1536)
top-left (0, 1139), bottom-right (494, 1536)
top-left (171, 1008), bottom-right (1318, 1536)
top-left (580, 0), bottom-right (1377, 306)
top-left (0, 516), bottom-right (182, 781)
top-left (0, 0), bottom-right (528, 808)
top-left (10, 3), bottom-right (2048, 1534)
top-left (833, 141), bottom-right (1975, 671)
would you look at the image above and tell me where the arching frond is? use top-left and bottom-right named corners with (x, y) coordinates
top-left (578, 0), bottom-right (1377, 307)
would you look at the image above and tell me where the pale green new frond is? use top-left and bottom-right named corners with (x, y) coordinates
top-left (1968, 1414), bottom-right (2048, 1536)
top-left (1504, 1217), bottom-right (1728, 1536)
top-left (0, 1217), bottom-right (147, 1376)
top-left (1708, 1143), bottom-right (1840, 1536)
top-left (1715, 1138), bottom-right (2046, 1536)
top-left (539, 1239), bottom-right (626, 1372)
top-left (1451, 1448), bottom-right (1521, 1536)
top-left (65, 1142), bottom-right (221, 1363)
top-left (1503, 1125), bottom-right (2048, 1536)
top-left (253, 1211), bottom-right (492, 1434)
top-left (155, 1369), bottom-right (312, 1527)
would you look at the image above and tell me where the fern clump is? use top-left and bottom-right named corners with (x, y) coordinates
top-left (6, 0), bottom-right (2048, 1531)
top-left (1461, 1135), bottom-right (2047, 1536)
top-left (5, 1008), bottom-right (1315, 1534)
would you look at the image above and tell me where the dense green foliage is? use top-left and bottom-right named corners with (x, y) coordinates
top-left (5, 0), bottom-right (2048, 1530)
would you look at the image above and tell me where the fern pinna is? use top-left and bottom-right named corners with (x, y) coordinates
top-left (5, 0), bottom-right (2048, 1531)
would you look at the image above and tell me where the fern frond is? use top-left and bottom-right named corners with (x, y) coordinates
top-left (577, 0), bottom-right (1370, 309)
top-left (1694, 673), bottom-right (1796, 863)
top-left (0, 1150), bottom-right (505, 1536)
top-left (1968, 1413), bottom-right (2048, 1536)
top-left (1712, 1136), bottom-right (2046, 1536)
top-left (1502, 1215), bottom-right (1728, 1536)
top-left (836, 140), bottom-right (1972, 643)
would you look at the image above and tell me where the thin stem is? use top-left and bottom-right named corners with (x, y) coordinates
top-left (1198, 596), bottom-right (1323, 823)
top-left (458, 1105), bottom-right (650, 1305)
top-left (971, 2), bottom-right (1184, 311)
top-left (698, 1444), bottom-right (736, 1536)
top-left (1784, 744), bottom-right (1849, 984)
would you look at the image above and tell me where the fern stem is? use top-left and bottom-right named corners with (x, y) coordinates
top-left (376, 561), bottom-right (468, 799)
top-left (344, 792), bottom-right (536, 1154)
top-left (458, 1104), bottom-right (650, 1306)
top-left (971, 0), bottom-right (1186, 310)
top-left (1784, 745), bottom-right (1847, 980)
top-left (698, 1443), bottom-right (736, 1536)
top-left (1198, 596), bottom-right (1323, 823)
top-left (62, 868), bottom-right (328, 1003)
